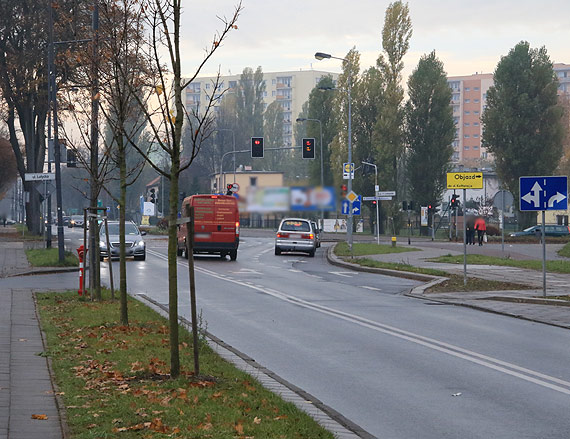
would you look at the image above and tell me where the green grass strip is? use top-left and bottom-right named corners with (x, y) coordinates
top-left (429, 253), bottom-right (570, 274)
top-left (334, 241), bottom-right (419, 257)
top-left (558, 241), bottom-right (570, 258)
top-left (26, 248), bottom-right (79, 267)
top-left (37, 291), bottom-right (334, 438)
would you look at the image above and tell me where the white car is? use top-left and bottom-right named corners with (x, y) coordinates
top-left (275, 218), bottom-right (317, 257)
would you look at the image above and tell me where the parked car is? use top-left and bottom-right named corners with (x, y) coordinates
top-left (69, 215), bottom-right (84, 228)
top-left (509, 225), bottom-right (570, 237)
top-left (311, 221), bottom-right (321, 248)
top-left (99, 221), bottom-right (146, 261)
top-left (275, 218), bottom-right (317, 257)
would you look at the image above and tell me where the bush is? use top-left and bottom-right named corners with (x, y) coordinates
top-left (486, 224), bottom-right (500, 236)
top-left (156, 218), bottom-right (168, 230)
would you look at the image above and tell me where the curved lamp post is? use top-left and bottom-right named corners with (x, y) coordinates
top-left (315, 51), bottom-right (353, 251)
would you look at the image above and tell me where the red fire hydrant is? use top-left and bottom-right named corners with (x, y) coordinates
top-left (76, 245), bottom-right (88, 296)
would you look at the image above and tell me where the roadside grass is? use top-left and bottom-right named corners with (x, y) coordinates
top-left (140, 226), bottom-right (168, 236)
top-left (13, 224), bottom-right (44, 240)
top-left (334, 241), bottom-right (419, 257)
top-left (341, 257), bottom-right (448, 277)
top-left (26, 248), bottom-right (78, 267)
top-left (428, 254), bottom-right (570, 274)
top-left (426, 275), bottom-right (534, 293)
top-left (37, 291), bottom-right (334, 439)
top-left (544, 295), bottom-right (570, 301)
top-left (558, 241), bottom-right (570, 258)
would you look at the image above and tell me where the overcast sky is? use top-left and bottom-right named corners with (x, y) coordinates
top-left (179, 0), bottom-right (569, 80)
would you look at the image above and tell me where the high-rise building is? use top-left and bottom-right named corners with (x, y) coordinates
top-left (447, 73), bottom-right (494, 165)
top-left (447, 63), bottom-right (569, 166)
top-left (183, 70), bottom-right (339, 147)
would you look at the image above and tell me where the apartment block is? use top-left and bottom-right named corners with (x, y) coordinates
top-left (448, 63), bottom-right (569, 166)
top-left (184, 70), bottom-right (338, 147)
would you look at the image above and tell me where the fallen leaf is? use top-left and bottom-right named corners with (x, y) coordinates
top-left (31, 414), bottom-right (48, 420)
top-left (253, 416), bottom-right (261, 424)
top-left (235, 421), bottom-right (244, 435)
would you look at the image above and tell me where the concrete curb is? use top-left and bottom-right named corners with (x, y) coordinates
top-left (325, 246), bottom-right (442, 283)
top-left (5, 267), bottom-right (79, 278)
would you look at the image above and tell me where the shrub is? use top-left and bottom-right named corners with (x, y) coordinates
top-left (156, 218), bottom-right (168, 230)
top-left (486, 224), bottom-right (500, 236)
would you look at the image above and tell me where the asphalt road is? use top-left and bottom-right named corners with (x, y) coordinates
top-left (64, 228), bottom-right (570, 438)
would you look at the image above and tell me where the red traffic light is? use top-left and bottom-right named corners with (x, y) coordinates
top-left (341, 184), bottom-right (347, 191)
top-left (302, 138), bottom-right (315, 159)
top-left (251, 137), bottom-right (264, 158)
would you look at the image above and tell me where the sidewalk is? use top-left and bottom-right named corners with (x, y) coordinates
top-left (327, 239), bottom-right (570, 330)
top-left (0, 227), bottom-right (76, 439)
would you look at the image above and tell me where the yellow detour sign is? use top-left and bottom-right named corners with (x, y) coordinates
top-left (447, 172), bottom-right (483, 189)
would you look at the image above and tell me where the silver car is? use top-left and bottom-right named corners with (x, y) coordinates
top-left (99, 221), bottom-right (146, 261)
top-left (275, 218), bottom-right (317, 257)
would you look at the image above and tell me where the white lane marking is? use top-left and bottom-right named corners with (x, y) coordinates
top-left (289, 269), bottom-right (303, 273)
top-left (361, 286), bottom-right (382, 292)
top-left (329, 271), bottom-right (353, 278)
top-left (147, 249), bottom-right (570, 396)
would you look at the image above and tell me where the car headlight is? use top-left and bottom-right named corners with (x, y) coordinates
top-left (99, 241), bottom-right (106, 248)
top-left (135, 240), bottom-right (145, 248)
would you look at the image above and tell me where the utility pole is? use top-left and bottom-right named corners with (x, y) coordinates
top-left (89, 0), bottom-right (101, 298)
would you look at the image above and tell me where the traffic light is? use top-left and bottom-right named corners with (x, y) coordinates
top-left (179, 191), bottom-right (186, 204)
top-left (402, 201), bottom-right (408, 211)
top-left (450, 194), bottom-right (459, 209)
top-left (428, 204), bottom-right (433, 214)
top-left (302, 138), bottom-right (315, 159)
top-left (227, 184), bottom-right (233, 195)
top-left (409, 201), bottom-right (415, 211)
top-left (251, 137), bottom-right (264, 158)
top-left (66, 149), bottom-right (77, 168)
top-left (149, 188), bottom-right (156, 203)
top-left (340, 184), bottom-right (347, 198)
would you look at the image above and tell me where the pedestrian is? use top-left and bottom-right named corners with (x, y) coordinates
top-left (466, 216), bottom-right (475, 245)
top-left (474, 216), bottom-right (486, 246)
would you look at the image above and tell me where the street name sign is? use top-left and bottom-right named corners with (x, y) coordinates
top-left (376, 191), bottom-right (396, 197)
top-left (25, 173), bottom-right (55, 181)
top-left (446, 172), bottom-right (483, 189)
top-left (519, 176), bottom-right (568, 211)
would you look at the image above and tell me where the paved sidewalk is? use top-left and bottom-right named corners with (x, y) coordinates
top-left (0, 227), bottom-right (76, 439)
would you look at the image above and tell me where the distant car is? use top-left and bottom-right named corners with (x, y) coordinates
top-left (99, 221), bottom-right (146, 261)
top-left (275, 218), bottom-right (317, 257)
top-left (510, 225), bottom-right (570, 237)
top-left (61, 216), bottom-right (71, 227)
top-left (69, 215), bottom-right (84, 228)
top-left (311, 221), bottom-right (321, 248)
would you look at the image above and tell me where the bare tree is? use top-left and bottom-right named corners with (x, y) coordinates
top-left (121, 0), bottom-right (242, 378)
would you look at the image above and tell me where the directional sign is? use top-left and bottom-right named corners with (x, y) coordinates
top-left (24, 173), bottom-right (55, 181)
top-left (341, 196), bottom-right (361, 215)
top-left (363, 196), bottom-right (392, 201)
top-left (446, 172), bottom-right (483, 189)
top-left (519, 176), bottom-right (568, 211)
top-left (376, 191), bottom-right (396, 197)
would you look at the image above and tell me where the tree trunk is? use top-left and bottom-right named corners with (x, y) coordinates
top-left (119, 141), bottom-right (128, 325)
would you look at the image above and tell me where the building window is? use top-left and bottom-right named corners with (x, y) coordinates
top-left (473, 122), bottom-right (479, 126)
top-left (452, 152), bottom-right (459, 161)
top-left (474, 110), bottom-right (480, 115)
top-left (250, 177), bottom-right (257, 186)
top-left (465, 111), bottom-right (470, 115)
top-left (473, 145), bottom-right (479, 150)
top-left (465, 99), bottom-right (470, 103)
top-left (272, 79), bottom-right (276, 85)
top-left (205, 83), bottom-right (210, 90)
top-left (464, 122), bottom-right (470, 126)
top-left (464, 146), bottom-right (470, 150)
top-left (464, 134), bottom-right (470, 138)
top-left (474, 87), bottom-right (480, 91)
top-left (473, 134), bottom-right (479, 138)
top-left (465, 87), bottom-right (470, 91)
top-left (272, 90), bottom-right (276, 96)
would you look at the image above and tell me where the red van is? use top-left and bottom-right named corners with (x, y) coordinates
top-left (177, 194), bottom-right (240, 260)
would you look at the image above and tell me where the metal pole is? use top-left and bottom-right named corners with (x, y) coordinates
top-left (448, 195), bottom-right (452, 241)
top-left (318, 120), bottom-right (324, 231)
top-left (463, 188), bottom-right (467, 286)
top-left (48, 2), bottom-right (65, 262)
top-left (347, 65), bottom-right (353, 254)
top-left (501, 192), bottom-right (505, 254)
top-left (542, 210), bottom-right (546, 297)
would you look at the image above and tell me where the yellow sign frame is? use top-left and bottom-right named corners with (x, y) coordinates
top-left (447, 172), bottom-right (483, 189)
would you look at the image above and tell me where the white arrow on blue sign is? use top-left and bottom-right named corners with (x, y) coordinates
top-left (341, 196), bottom-right (361, 215)
top-left (519, 176), bottom-right (568, 211)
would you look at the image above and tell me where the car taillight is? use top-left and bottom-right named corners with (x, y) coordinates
top-left (302, 233), bottom-right (314, 239)
top-left (235, 221), bottom-right (240, 235)
top-left (277, 232), bottom-right (289, 238)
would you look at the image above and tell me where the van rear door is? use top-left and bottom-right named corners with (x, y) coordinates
top-left (192, 195), bottom-right (238, 246)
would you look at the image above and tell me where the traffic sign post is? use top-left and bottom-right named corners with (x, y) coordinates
top-left (519, 176), bottom-right (568, 297)
top-left (342, 162), bottom-right (354, 180)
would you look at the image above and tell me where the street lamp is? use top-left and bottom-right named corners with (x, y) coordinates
top-left (362, 161), bottom-right (379, 245)
top-left (315, 51), bottom-right (353, 251)
top-left (296, 117), bottom-right (324, 229)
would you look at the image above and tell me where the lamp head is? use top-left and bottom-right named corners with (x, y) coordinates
top-left (296, 118), bottom-right (307, 122)
top-left (314, 52), bottom-right (331, 61)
